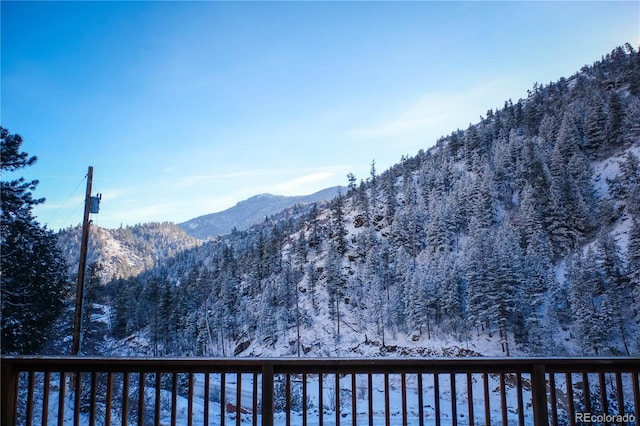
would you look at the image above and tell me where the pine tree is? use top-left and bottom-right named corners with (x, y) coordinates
top-left (305, 262), bottom-right (320, 314)
top-left (258, 277), bottom-right (280, 347)
top-left (425, 194), bottom-right (450, 253)
top-left (79, 262), bottom-right (108, 355)
top-left (608, 151), bottom-right (640, 214)
top-left (490, 222), bottom-right (523, 356)
top-left (595, 232), bottom-right (632, 354)
top-left (463, 124), bottom-right (484, 171)
top-left (346, 172), bottom-right (357, 194)
top-left (464, 219), bottom-right (493, 336)
top-left (468, 171), bottom-right (495, 230)
top-left (330, 192), bottom-right (348, 256)
top-left (538, 114), bottom-right (559, 148)
top-left (1, 127), bottom-right (69, 354)
top-left (404, 254), bottom-right (436, 339)
top-left (362, 242), bottom-right (387, 346)
top-left (521, 226), bottom-right (554, 354)
top-left (547, 137), bottom-right (596, 256)
top-left (382, 172), bottom-right (397, 226)
top-left (435, 250), bottom-right (463, 337)
top-left (606, 91), bottom-right (624, 150)
top-left (567, 250), bottom-right (611, 355)
top-left (325, 242), bottom-right (346, 343)
top-left (583, 93), bottom-right (607, 157)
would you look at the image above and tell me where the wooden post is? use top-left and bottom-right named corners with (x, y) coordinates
top-left (1, 360), bottom-right (18, 426)
top-left (72, 166), bottom-right (93, 355)
top-left (531, 363), bottom-right (549, 426)
top-left (261, 363), bottom-right (274, 426)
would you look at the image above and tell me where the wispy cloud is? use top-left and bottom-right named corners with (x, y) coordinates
top-left (270, 167), bottom-right (345, 195)
top-left (346, 99), bottom-right (454, 141)
top-left (345, 80), bottom-right (516, 146)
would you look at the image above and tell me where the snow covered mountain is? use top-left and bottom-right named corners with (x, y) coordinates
top-left (179, 186), bottom-right (345, 240)
top-left (56, 188), bottom-right (344, 283)
top-left (80, 46), bottom-right (640, 359)
top-left (56, 222), bottom-right (201, 284)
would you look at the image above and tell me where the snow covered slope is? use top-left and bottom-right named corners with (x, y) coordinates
top-left (56, 222), bottom-right (201, 284)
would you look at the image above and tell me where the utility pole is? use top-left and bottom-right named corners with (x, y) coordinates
top-left (72, 166), bottom-right (93, 355)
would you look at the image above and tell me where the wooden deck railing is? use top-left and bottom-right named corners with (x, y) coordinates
top-left (2, 357), bottom-right (639, 425)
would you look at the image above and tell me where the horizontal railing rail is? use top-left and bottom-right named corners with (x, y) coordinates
top-left (2, 357), bottom-right (639, 426)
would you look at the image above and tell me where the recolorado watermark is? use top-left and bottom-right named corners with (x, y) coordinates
top-left (575, 412), bottom-right (636, 424)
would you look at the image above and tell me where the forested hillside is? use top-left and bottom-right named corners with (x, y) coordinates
top-left (56, 222), bottom-right (201, 284)
top-left (101, 45), bottom-right (640, 358)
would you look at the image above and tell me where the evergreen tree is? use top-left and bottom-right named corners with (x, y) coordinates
top-left (435, 250), bottom-right (463, 336)
top-left (521, 226), bottom-right (554, 354)
top-left (595, 232), bottom-right (632, 354)
top-left (468, 171), bottom-right (495, 230)
top-left (325, 242), bottom-right (346, 342)
top-left (490, 222), bottom-right (523, 356)
top-left (463, 124), bottom-right (483, 171)
top-left (538, 114), bottom-right (559, 148)
top-left (547, 139), bottom-right (596, 256)
top-left (404, 253), bottom-right (436, 339)
top-left (360, 237), bottom-right (388, 346)
top-left (464, 219), bottom-right (493, 336)
top-left (305, 262), bottom-right (320, 314)
top-left (425, 194), bottom-right (448, 253)
top-left (382, 172), bottom-right (397, 226)
top-left (330, 192), bottom-right (348, 256)
top-left (583, 93), bottom-right (607, 157)
top-left (567, 249), bottom-right (612, 355)
top-left (79, 262), bottom-right (108, 355)
top-left (608, 151), bottom-right (640, 214)
top-left (1, 127), bottom-right (69, 354)
top-left (346, 172), bottom-right (357, 194)
top-left (258, 277), bottom-right (280, 347)
top-left (606, 91), bottom-right (624, 150)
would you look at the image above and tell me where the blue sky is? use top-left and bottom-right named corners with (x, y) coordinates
top-left (2, 1), bottom-right (639, 230)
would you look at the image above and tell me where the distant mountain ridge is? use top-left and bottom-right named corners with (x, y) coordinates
top-left (179, 186), bottom-right (345, 239)
top-left (56, 187), bottom-right (345, 283)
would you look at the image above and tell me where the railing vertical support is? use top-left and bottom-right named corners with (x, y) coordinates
top-left (26, 371), bottom-right (34, 426)
top-left (42, 371), bottom-right (50, 425)
top-left (261, 363), bottom-right (274, 426)
top-left (335, 373), bottom-right (340, 426)
top-left (236, 372), bottom-right (242, 426)
top-left (302, 373), bottom-right (308, 426)
top-left (58, 372), bottom-right (66, 426)
top-left (531, 363), bottom-right (549, 426)
top-left (632, 372), bottom-right (640, 425)
top-left (253, 372), bottom-right (259, 426)
top-left (139, 372), bottom-right (146, 426)
top-left (1, 360), bottom-right (18, 426)
top-left (367, 373), bottom-right (373, 426)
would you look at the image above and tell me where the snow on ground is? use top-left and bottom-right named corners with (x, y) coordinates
top-left (592, 141), bottom-right (639, 253)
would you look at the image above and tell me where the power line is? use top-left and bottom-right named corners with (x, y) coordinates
top-left (42, 174), bottom-right (87, 229)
